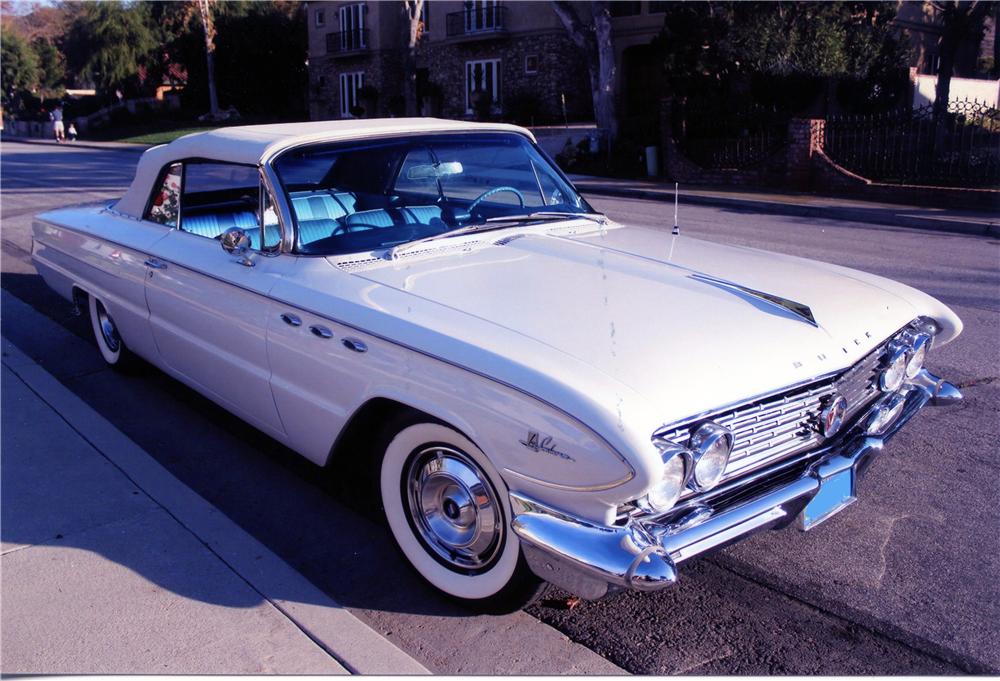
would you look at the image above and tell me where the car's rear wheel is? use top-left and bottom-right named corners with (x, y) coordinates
top-left (88, 294), bottom-right (136, 370)
top-left (378, 417), bottom-right (545, 612)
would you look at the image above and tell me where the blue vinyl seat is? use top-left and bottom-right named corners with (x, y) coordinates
top-left (344, 205), bottom-right (445, 231)
top-left (290, 191), bottom-right (359, 246)
top-left (180, 210), bottom-right (280, 250)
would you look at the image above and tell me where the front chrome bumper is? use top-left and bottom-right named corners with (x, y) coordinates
top-left (509, 369), bottom-right (961, 600)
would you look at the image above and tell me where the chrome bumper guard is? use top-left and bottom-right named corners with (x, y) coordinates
top-left (510, 370), bottom-right (961, 600)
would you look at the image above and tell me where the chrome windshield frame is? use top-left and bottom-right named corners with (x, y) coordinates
top-left (261, 130), bottom-right (596, 258)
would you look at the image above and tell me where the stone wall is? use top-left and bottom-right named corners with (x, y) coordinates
top-left (416, 32), bottom-right (592, 123)
top-left (309, 32), bottom-right (593, 124)
top-left (310, 50), bottom-right (406, 120)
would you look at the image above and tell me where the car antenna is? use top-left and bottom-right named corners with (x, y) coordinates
top-left (672, 182), bottom-right (680, 236)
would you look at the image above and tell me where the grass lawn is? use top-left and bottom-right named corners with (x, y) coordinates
top-left (114, 126), bottom-right (219, 145)
top-left (85, 118), bottom-right (268, 145)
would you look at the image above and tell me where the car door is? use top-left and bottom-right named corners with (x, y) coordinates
top-left (264, 267), bottom-right (376, 466)
top-left (142, 160), bottom-right (291, 437)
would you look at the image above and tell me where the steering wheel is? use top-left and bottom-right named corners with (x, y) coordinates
top-left (467, 186), bottom-right (525, 216)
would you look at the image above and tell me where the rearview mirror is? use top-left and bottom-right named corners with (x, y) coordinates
top-left (406, 161), bottom-right (464, 181)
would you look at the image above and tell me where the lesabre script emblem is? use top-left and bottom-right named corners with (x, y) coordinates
top-left (519, 432), bottom-right (575, 462)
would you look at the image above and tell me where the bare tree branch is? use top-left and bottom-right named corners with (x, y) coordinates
top-left (551, 1), bottom-right (591, 50)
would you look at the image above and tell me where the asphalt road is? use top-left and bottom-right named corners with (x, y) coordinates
top-left (2, 140), bottom-right (998, 674)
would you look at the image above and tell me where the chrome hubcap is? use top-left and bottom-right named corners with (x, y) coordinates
top-left (96, 302), bottom-right (120, 353)
top-left (405, 446), bottom-right (503, 573)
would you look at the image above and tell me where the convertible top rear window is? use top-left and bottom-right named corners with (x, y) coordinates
top-left (271, 132), bottom-right (589, 256)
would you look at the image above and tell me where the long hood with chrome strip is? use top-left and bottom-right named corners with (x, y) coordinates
top-left (348, 224), bottom-right (924, 430)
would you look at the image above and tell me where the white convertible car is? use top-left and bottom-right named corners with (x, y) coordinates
top-left (33, 119), bottom-right (963, 609)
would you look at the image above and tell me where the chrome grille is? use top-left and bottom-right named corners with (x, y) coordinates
top-left (655, 336), bottom-right (894, 490)
top-left (836, 346), bottom-right (883, 419)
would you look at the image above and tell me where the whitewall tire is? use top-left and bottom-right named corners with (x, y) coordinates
top-left (88, 294), bottom-right (135, 369)
top-left (379, 420), bottom-right (540, 608)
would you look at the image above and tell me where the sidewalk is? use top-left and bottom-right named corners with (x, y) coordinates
top-left (570, 175), bottom-right (1000, 238)
top-left (0, 327), bottom-right (428, 674)
top-left (1, 134), bottom-right (149, 153)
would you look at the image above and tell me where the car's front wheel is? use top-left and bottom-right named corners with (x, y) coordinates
top-left (378, 417), bottom-right (544, 612)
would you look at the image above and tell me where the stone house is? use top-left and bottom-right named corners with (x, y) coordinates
top-left (304, 0), bottom-right (666, 125)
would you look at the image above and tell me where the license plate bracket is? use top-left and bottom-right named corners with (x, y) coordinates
top-left (799, 469), bottom-right (856, 530)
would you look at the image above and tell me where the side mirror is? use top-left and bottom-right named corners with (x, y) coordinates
top-left (220, 227), bottom-right (254, 267)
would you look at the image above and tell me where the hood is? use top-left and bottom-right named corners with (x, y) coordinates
top-left (349, 224), bottom-right (923, 425)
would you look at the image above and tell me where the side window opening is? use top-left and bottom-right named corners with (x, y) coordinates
top-left (178, 162), bottom-right (275, 251)
top-left (146, 163), bottom-right (183, 227)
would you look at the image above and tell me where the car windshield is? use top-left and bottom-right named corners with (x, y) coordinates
top-left (271, 132), bottom-right (593, 256)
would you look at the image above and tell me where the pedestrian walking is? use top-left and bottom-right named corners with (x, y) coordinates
top-left (67, 122), bottom-right (78, 142)
top-left (50, 104), bottom-right (65, 142)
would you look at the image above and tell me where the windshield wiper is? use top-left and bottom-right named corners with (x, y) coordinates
top-left (386, 211), bottom-right (608, 260)
top-left (484, 211), bottom-right (608, 225)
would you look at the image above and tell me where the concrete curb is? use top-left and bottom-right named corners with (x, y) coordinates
top-left (0, 293), bottom-right (430, 675)
top-left (572, 181), bottom-right (1000, 238)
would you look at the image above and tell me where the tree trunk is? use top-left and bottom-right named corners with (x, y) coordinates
top-left (933, 1), bottom-right (992, 121)
top-left (551, 0), bottom-right (618, 148)
top-left (198, 0), bottom-right (220, 116)
top-left (402, 0), bottom-right (424, 117)
top-left (993, 3), bottom-right (999, 79)
top-left (592, 3), bottom-right (618, 144)
top-left (934, 27), bottom-right (960, 122)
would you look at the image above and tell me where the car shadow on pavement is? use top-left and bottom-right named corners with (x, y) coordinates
top-left (0, 271), bottom-right (488, 620)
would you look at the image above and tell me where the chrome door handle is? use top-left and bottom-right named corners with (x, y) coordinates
top-left (280, 313), bottom-right (302, 327)
top-left (342, 337), bottom-right (367, 353)
top-left (310, 325), bottom-right (333, 339)
top-left (144, 258), bottom-right (168, 269)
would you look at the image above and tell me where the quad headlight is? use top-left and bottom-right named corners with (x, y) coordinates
top-left (642, 420), bottom-right (735, 512)
top-left (642, 442), bottom-right (688, 512)
top-left (905, 332), bottom-right (931, 379)
top-left (882, 325), bottom-right (934, 392)
top-left (688, 422), bottom-right (734, 492)
top-left (880, 345), bottom-right (908, 392)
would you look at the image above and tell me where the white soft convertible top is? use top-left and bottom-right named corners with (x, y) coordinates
top-left (114, 118), bottom-right (536, 218)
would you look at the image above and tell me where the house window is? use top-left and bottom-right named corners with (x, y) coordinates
top-left (340, 71), bottom-right (365, 118)
top-left (464, 0), bottom-right (500, 33)
top-left (339, 3), bottom-right (366, 50)
top-left (524, 54), bottom-right (539, 75)
top-left (315, 8), bottom-right (325, 26)
top-left (466, 59), bottom-right (500, 114)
